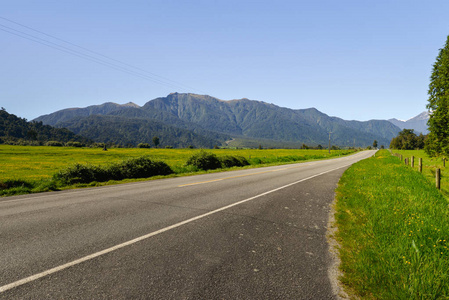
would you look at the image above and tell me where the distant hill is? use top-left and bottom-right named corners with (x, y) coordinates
top-left (388, 111), bottom-right (429, 134)
top-left (0, 108), bottom-right (91, 145)
top-left (34, 93), bottom-right (402, 148)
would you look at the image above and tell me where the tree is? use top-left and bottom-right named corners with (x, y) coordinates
top-left (390, 129), bottom-right (425, 150)
top-left (373, 140), bottom-right (378, 149)
top-left (152, 136), bottom-right (160, 148)
top-left (426, 35), bottom-right (449, 156)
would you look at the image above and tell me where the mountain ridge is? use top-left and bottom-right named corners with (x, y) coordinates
top-left (388, 111), bottom-right (429, 134)
top-left (34, 93), bottom-right (403, 148)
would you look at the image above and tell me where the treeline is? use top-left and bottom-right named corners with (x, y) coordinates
top-left (0, 108), bottom-right (91, 146)
top-left (389, 129), bottom-right (426, 150)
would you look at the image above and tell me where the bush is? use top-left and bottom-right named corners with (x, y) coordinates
top-left (0, 179), bottom-right (34, 190)
top-left (137, 143), bottom-right (151, 148)
top-left (53, 163), bottom-right (104, 184)
top-left (66, 141), bottom-right (84, 147)
top-left (113, 157), bottom-right (173, 179)
top-left (219, 155), bottom-right (249, 168)
top-left (53, 156), bottom-right (173, 184)
top-left (46, 141), bottom-right (64, 147)
top-left (185, 150), bottom-right (222, 170)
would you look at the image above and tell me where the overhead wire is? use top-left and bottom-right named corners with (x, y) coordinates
top-left (0, 25), bottom-right (176, 88)
top-left (0, 16), bottom-right (206, 94)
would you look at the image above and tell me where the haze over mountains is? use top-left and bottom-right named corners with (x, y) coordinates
top-left (34, 93), bottom-right (425, 148)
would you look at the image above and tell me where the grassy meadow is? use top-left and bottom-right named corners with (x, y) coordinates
top-left (335, 150), bottom-right (449, 298)
top-left (392, 149), bottom-right (449, 197)
top-left (0, 145), bottom-right (355, 196)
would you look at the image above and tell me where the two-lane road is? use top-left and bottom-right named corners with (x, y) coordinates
top-left (0, 150), bottom-right (375, 299)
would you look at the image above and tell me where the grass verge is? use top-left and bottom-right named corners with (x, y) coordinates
top-left (392, 149), bottom-right (449, 198)
top-left (334, 149), bottom-right (449, 298)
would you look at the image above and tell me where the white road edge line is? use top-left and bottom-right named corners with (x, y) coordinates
top-left (0, 162), bottom-right (354, 294)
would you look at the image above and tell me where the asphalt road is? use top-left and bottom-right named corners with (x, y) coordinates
top-left (0, 150), bottom-right (375, 299)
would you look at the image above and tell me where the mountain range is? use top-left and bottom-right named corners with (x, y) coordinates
top-left (388, 111), bottom-right (429, 134)
top-left (33, 93), bottom-right (425, 148)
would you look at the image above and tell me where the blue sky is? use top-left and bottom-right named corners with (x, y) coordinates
top-left (2, 0), bottom-right (449, 121)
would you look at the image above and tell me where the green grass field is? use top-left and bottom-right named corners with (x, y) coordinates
top-left (392, 149), bottom-right (449, 197)
top-left (0, 145), bottom-right (355, 195)
top-left (335, 150), bottom-right (449, 298)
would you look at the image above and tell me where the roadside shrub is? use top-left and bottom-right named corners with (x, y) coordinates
top-left (137, 143), bottom-right (151, 148)
top-left (0, 179), bottom-right (34, 190)
top-left (185, 150), bottom-right (221, 170)
top-left (113, 156), bottom-right (173, 180)
top-left (250, 157), bottom-right (263, 165)
top-left (53, 156), bottom-right (173, 184)
top-left (219, 155), bottom-right (249, 168)
top-left (53, 163), bottom-right (105, 184)
top-left (46, 141), bottom-right (64, 147)
top-left (66, 141), bottom-right (84, 147)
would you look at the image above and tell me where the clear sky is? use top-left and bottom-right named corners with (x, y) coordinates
top-left (2, 0), bottom-right (449, 121)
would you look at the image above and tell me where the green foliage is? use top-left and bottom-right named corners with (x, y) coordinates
top-left (218, 155), bottom-right (250, 168)
top-left (54, 163), bottom-right (103, 184)
top-left (390, 129), bottom-right (425, 150)
top-left (66, 141), bottom-right (84, 147)
top-left (137, 143), bottom-right (151, 148)
top-left (426, 35), bottom-right (449, 157)
top-left (152, 136), bottom-right (160, 147)
top-left (58, 115), bottom-right (224, 148)
top-left (46, 141), bottom-right (64, 147)
top-left (0, 179), bottom-right (34, 190)
top-left (114, 156), bottom-right (173, 180)
top-left (336, 150), bottom-right (449, 298)
top-left (185, 150), bottom-right (222, 170)
top-left (53, 156), bottom-right (173, 184)
top-left (0, 109), bottom-right (90, 145)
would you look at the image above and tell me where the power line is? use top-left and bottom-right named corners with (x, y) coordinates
top-left (0, 16), bottom-right (206, 94)
top-left (0, 25), bottom-right (174, 88)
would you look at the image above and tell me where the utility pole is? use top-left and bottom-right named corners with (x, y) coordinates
top-left (328, 132), bottom-right (332, 154)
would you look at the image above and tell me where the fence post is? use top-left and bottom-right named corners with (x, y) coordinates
top-left (436, 168), bottom-right (441, 190)
top-left (419, 158), bottom-right (422, 173)
top-left (400, 154), bottom-right (403, 161)
top-left (411, 156), bottom-right (414, 168)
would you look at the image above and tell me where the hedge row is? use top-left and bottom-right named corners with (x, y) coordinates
top-left (185, 150), bottom-right (249, 171)
top-left (53, 156), bottom-right (173, 184)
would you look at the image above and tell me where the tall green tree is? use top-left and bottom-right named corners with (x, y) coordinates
top-left (426, 35), bottom-right (449, 156)
top-left (152, 136), bottom-right (160, 148)
top-left (390, 129), bottom-right (425, 150)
